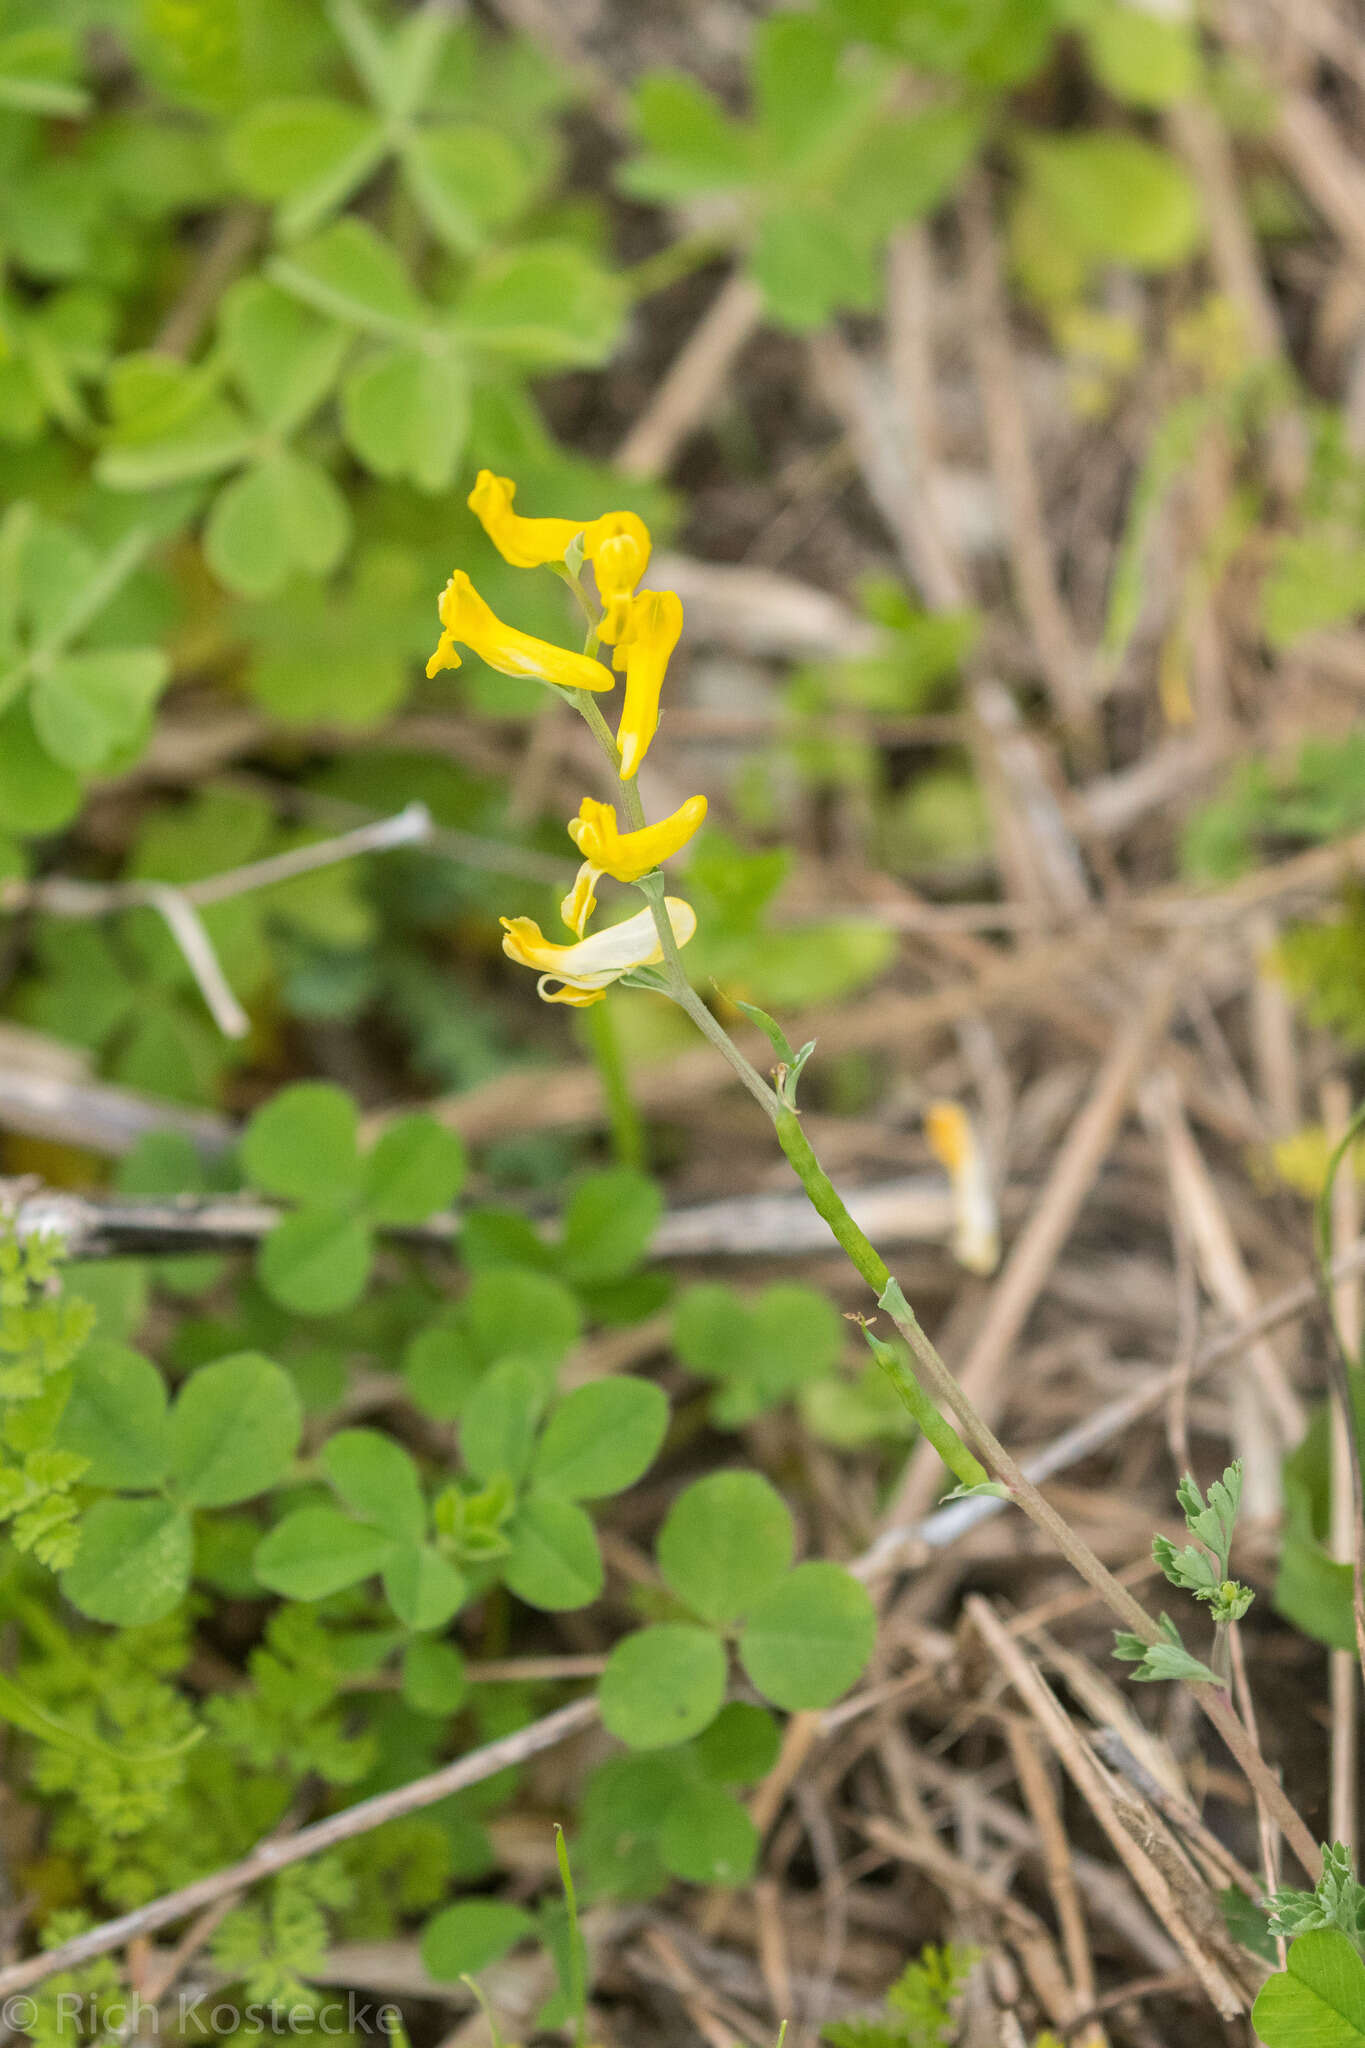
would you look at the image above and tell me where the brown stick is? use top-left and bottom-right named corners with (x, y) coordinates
top-left (615, 273), bottom-right (762, 479)
top-left (967, 1599), bottom-right (1249, 2020)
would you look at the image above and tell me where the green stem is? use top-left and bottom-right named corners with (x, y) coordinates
top-left (862, 1321), bottom-right (990, 1494)
top-left (775, 1108), bottom-right (889, 1291)
top-left (569, 670), bottom-right (779, 1119)
top-left (552, 581), bottom-right (1319, 1874)
top-left (555, 1822), bottom-right (588, 2048)
top-left (582, 997), bottom-right (645, 1169)
top-left (624, 229), bottom-right (732, 301)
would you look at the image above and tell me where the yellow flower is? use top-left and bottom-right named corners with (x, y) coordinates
top-left (425, 571), bottom-right (611, 692)
top-left (585, 512), bottom-right (650, 634)
top-left (500, 897), bottom-right (697, 1007)
top-left (561, 793), bottom-right (708, 935)
top-left (467, 471), bottom-right (582, 570)
top-left (600, 589), bottom-right (683, 779)
top-left (468, 472), bottom-right (651, 615)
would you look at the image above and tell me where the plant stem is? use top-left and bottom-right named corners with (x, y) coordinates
top-left (624, 228), bottom-right (732, 301)
top-left (582, 998), bottom-right (644, 1168)
top-left (558, 615), bottom-right (1320, 1876)
top-left (770, 1101), bottom-right (1320, 1874)
top-left (775, 1108), bottom-right (889, 1290)
top-left (569, 685), bottom-right (780, 1118)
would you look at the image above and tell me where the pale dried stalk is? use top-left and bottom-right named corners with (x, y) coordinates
top-left (615, 273), bottom-right (762, 479)
top-left (1004, 1722), bottom-right (1107, 2048)
top-left (1140, 1069), bottom-right (1305, 1519)
top-left (966, 1598), bottom-right (1248, 2021)
top-left (887, 972), bottom-right (1177, 1527)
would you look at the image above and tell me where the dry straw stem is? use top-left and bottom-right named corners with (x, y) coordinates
top-left (615, 272), bottom-right (764, 479)
top-left (853, 1812), bottom-right (1075, 2033)
top-left (1004, 1720), bottom-right (1106, 2048)
top-left (886, 969), bottom-right (1179, 1527)
top-left (965, 1596), bottom-right (1251, 2021)
top-left (954, 177), bottom-right (1092, 733)
top-left (1141, 1068), bottom-right (1305, 1514)
top-left (881, 1273), bottom-right (1320, 1878)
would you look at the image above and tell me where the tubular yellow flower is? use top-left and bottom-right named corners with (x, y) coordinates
top-left (561, 793), bottom-right (708, 935)
top-left (585, 512), bottom-right (651, 633)
top-left (467, 473), bottom-right (651, 615)
top-left (467, 471), bottom-right (583, 569)
top-left (600, 589), bottom-right (683, 779)
top-left (501, 897), bottom-right (697, 1007)
top-left (425, 571), bottom-right (612, 692)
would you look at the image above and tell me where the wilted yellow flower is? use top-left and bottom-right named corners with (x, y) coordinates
top-left (925, 1100), bottom-right (999, 1276)
top-left (500, 898), bottom-right (697, 1007)
top-left (561, 793), bottom-right (707, 935)
top-left (467, 472), bottom-right (651, 616)
top-left (425, 571), bottom-right (611, 692)
top-left (600, 589), bottom-right (683, 779)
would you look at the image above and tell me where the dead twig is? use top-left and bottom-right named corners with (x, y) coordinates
top-left (615, 273), bottom-right (763, 479)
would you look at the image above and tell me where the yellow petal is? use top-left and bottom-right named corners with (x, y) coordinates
top-left (610, 590), bottom-right (683, 779)
top-left (560, 861), bottom-right (601, 939)
top-left (566, 792), bottom-right (706, 883)
top-left (427, 572), bottom-right (612, 692)
top-left (500, 897), bottom-right (696, 1000)
top-left (583, 511), bottom-right (651, 605)
top-left (467, 470), bottom-right (583, 569)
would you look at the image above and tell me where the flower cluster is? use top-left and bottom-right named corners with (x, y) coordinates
top-left (432, 473), bottom-right (706, 1007)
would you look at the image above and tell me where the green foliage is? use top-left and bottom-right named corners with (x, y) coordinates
top-left (242, 1084), bottom-right (465, 1313)
top-left (1113, 1460), bottom-right (1251, 1679)
top-left (823, 1942), bottom-right (981, 2048)
top-left (685, 829), bottom-right (896, 1013)
top-left (621, 15), bottom-right (981, 329)
top-left (0, 507), bottom-right (167, 832)
top-left (57, 1347), bottom-right (301, 1623)
top-left (1276, 1372), bottom-right (1365, 1651)
top-left (1266, 1844), bottom-right (1365, 1955)
top-left (580, 1708), bottom-right (773, 1896)
top-left (1151, 1461), bottom-right (1254, 1624)
top-left (597, 1469), bottom-right (875, 1746)
top-left (0, 0), bottom-right (1318, 2004)
top-left (1183, 740), bottom-right (1365, 885)
top-left (672, 1280), bottom-right (843, 1425)
top-left (1253, 1929), bottom-right (1365, 2046)
top-left (0, 1227), bottom-right (96, 1569)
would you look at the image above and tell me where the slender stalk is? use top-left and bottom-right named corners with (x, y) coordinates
top-left (569, 664), bottom-right (779, 1117)
top-left (554, 573), bottom-right (1321, 1877)
top-left (582, 999), bottom-right (645, 1168)
top-left (624, 229), bottom-right (732, 301)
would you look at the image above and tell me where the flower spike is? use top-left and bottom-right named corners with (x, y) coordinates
top-left (425, 571), bottom-right (611, 692)
top-left (601, 589), bottom-right (683, 779)
top-left (561, 793), bottom-right (707, 935)
top-left (500, 898), bottom-right (697, 1007)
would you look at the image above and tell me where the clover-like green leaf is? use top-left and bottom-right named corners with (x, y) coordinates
top-left (169, 1353), bottom-right (302, 1506)
top-left (62, 1497), bottom-right (192, 1625)
top-left (598, 1623), bottom-right (727, 1749)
